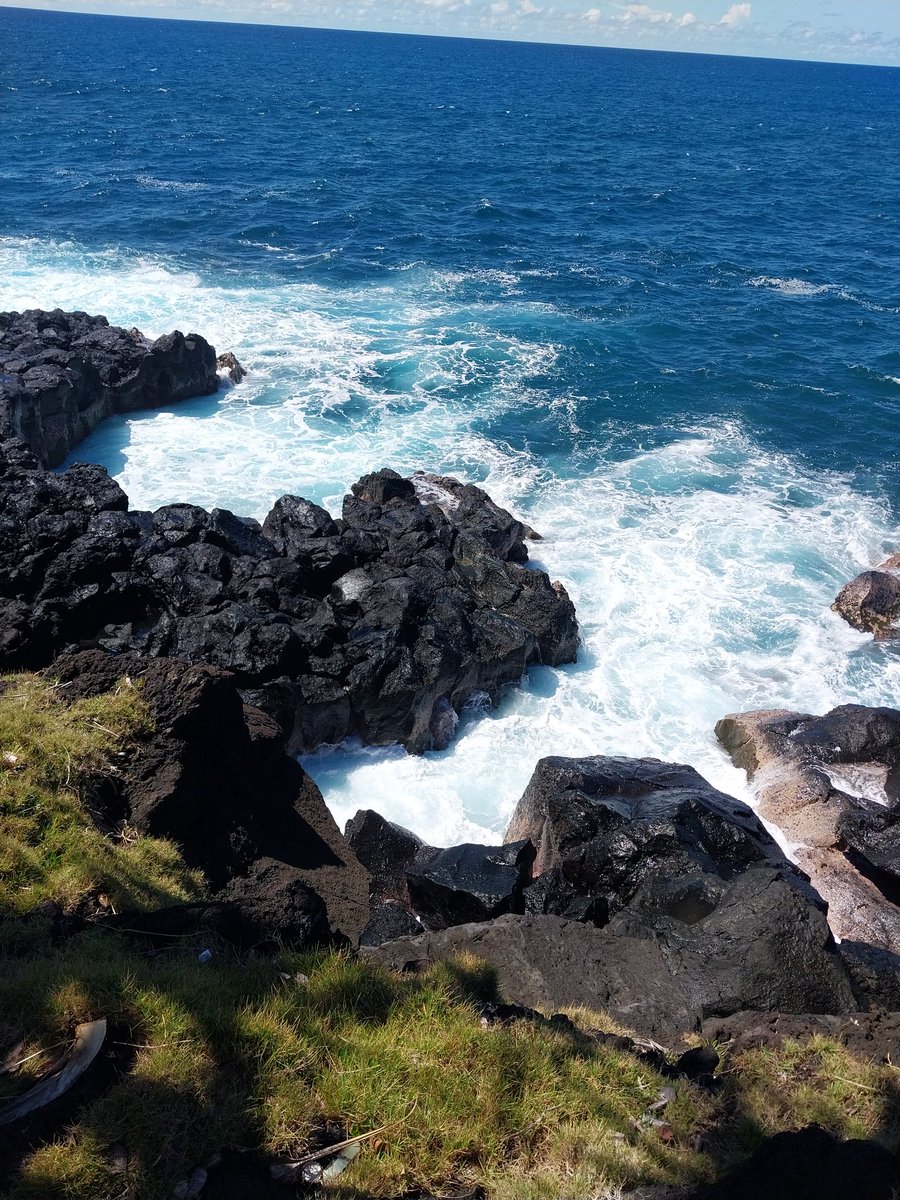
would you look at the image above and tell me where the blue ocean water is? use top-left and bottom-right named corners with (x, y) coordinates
top-left (2, 7), bottom-right (899, 843)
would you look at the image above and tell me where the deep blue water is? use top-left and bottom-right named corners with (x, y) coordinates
top-left (2, 7), bottom-right (899, 841)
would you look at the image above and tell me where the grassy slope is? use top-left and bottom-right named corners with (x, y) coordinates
top-left (1, 674), bottom-right (898, 1200)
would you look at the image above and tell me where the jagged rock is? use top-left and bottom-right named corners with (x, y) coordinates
top-left (522, 866), bottom-right (608, 925)
top-left (216, 350), bottom-right (247, 384)
top-left (0, 309), bottom-right (219, 467)
top-left (839, 803), bottom-right (900, 899)
top-left (405, 840), bottom-right (536, 930)
top-left (411, 472), bottom-right (533, 562)
top-left (0, 444), bottom-right (578, 754)
top-left (832, 568), bottom-right (900, 637)
top-left (839, 941), bottom-right (900, 1011)
top-left (365, 755), bottom-right (857, 1032)
top-left (363, 894), bottom-right (855, 1038)
top-left (717, 705), bottom-right (900, 959)
top-left (344, 809), bottom-right (426, 904)
top-left (358, 900), bottom-right (423, 948)
top-left (51, 650), bottom-right (370, 945)
top-left (687, 1126), bottom-right (896, 1200)
top-left (506, 755), bottom-right (815, 921)
top-left (701, 1007), bottom-right (900, 1062)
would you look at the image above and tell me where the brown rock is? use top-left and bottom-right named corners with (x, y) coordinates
top-left (716, 705), bottom-right (900, 959)
top-left (831, 569), bottom-right (900, 637)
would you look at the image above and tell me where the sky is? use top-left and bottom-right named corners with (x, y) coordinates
top-left (1, 0), bottom-right (898, 64)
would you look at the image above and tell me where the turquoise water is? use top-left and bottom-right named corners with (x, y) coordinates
top-left (2, 7), bottom-right (899, 842)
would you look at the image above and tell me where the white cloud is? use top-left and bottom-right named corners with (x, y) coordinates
top-left (519, 0), bottom-right (542, 13)
top-left (718, 2), bottom-right (751, 26)
top-left (614, 3), bottom-right (696, 26)
top-left (582, 6), bottom-right (602, 19)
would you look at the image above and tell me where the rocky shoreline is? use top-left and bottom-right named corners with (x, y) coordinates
top-left (3, 310), bottom-right (900, 1196)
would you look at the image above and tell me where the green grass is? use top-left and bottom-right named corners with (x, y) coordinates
top-left (1, 937), bottom-right (717, 1200)
top-left (0, 674), bottom-right (202, 915)
top-left (1, 671), bottom-right (899, 1200)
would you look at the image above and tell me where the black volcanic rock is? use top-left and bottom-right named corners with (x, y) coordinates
top-left (365, 755), bottom-right (855, 1031)
top-left (0, 439), bottom-right (578, 754)
top-left (345, 809), bottom-right (426, 904)
top-left (51, 649), bottom-right (371, 945)
top-left (364, 886), bottom-right (855, 1037)
top-left (359, 900), bottom-right (424, 947)
top-left (0, 309), bottom-right (220, 467)
top-left (506, 755), bottom-right (815, 920)
top-left (405, 839), bottom-right (536, 930)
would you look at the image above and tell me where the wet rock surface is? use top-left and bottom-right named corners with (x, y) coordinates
top-left (405, 839), bottom-right (536, 930)
top-left (832, 567), bottom-right (900, 637)
top-left (505, 755), bottom-right (818, 919)
top-left (357, 756), bottom-right (856, 1017)
top-left (52, 649), bottom-right (370, 945)
top-left (346, 809), bottom-right (536, 942)
top-left (0, 309), bottom-right (219, 467)
top-left (716, 704), bottom-right (900, 963)
top-left (0, 446), bottom-right (578, 755)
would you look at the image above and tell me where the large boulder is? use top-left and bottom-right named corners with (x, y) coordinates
top-left (831, 566), bottom-right (900, 637)
top-left (345, 808), bottom-right (537, 939)
top-left (344, 809), bottom-right (426, 905)
top-left (405, 840), bottom-right (536, 930)
top-left (716, 705), bottom-right (900, 960)
top-left (366, 754), bottom-right (856, 1033)
top-left (51, 650), bottom-right (371, 945)
top-left (0, 444), bottom-right (578, 754)
top-left (0, 309), bottom-right (220, 467)
top-left (506, 755), bottom-right (815, 919)
top-left (363, 895), bottom-right (855, 1038)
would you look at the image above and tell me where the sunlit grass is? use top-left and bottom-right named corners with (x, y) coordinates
top-left (2, 671), bottom-right (899, 1200)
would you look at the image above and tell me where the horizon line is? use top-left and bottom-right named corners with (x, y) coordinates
top-left (1, 2), bottom-right (898, 71)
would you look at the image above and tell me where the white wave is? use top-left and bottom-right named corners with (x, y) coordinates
top-left (748, 275), bottom-right (840, 298)
top-left (747, 274), bottom-right (899, 313)
top-left (135, 175), bottom-right (210, 192)
top-left (313, 430), bottom-right (900, 845)
top-left (3, 236), bottom-right (899, 849)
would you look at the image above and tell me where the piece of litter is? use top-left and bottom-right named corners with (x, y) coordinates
top-left (197, 949), bottom-right (213, 964)
top-left (647, 1086), bottom-right (676, 1112)
top-left (170, 1166), bottom-right (207, 1199)
top-left (2, 752), bottom-right (18, 766)
top-left (322, 1142), bottom-right (360, 1180)
top-left (0, 1020), bottom-right (107, 1125)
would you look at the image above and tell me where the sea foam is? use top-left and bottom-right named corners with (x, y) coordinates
top-left (3, 235), bottom-right (898, 847)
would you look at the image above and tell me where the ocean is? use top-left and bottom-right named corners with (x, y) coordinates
top-left (2, 6), bottom-right (899, 845)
